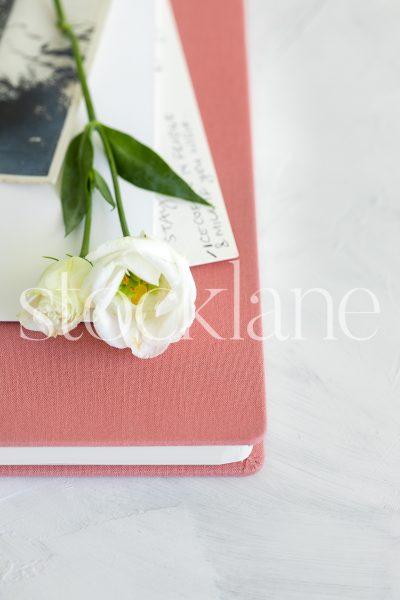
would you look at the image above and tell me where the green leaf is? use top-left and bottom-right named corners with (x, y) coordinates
top-left (61, 131), bottom-right (93, 236)
top-left (93, 169), bottom-right (115, 208)
top-left (102, 125), bottom-right (211, 206)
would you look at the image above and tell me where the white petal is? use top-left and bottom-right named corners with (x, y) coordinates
top-left (93, 299), bottom-right (129, 350)
top-left (38, 257), bottom-right (91, 290)
top-left (86, 237), bottom-right (135, 262)
top-left (123, 253), bottom-right (161, 286)
top-left (154, 290), bottom-right (178, 317)
top-left (130, 338), bottom-right (171, 359)
top-left (85, 264), bottom-right (126, 313)
top-left (18, 309), bottom-right (46, 333)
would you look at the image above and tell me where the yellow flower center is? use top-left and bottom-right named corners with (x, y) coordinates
top-left (119, 272), bottom-right (156, 305)
top-left (130, 283), bottom-right (148, 305)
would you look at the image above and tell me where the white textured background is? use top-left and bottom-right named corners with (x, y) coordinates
top-left (1, 1), bottom-right (400, 598)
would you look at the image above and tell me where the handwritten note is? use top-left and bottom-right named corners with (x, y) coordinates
top-left (154, 0), bottom-right (238, 266)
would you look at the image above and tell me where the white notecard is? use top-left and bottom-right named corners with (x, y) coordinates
top-left (154, 0), bottom-right (238, 266)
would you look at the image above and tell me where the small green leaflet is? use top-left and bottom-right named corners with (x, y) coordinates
top-left (102, 125), bottom-right (211, 206)
top-left (93, 169), bottom-right (115, 208)
top-left (61, 132), bottom-right (93, 236)
top-left (61, 123), bottom-right (212, 237)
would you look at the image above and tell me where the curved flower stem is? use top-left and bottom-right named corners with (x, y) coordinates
top-left (53, 0), bottom-right (96, 122)
top-left (79, 190), bottom-right (92, 258)
top-left (53, 0), bottom-right (131, 243)
top-left (97, 125), bottom-right (131, 237)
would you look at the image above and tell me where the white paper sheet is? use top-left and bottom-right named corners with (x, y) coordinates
top-left (0, 0), bottom-right (154, 320)
top-left (0, 444), bottom-right (253, 466)
top-left (0, 0), bottom-right (238, 321)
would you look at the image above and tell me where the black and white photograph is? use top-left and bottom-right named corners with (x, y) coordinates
top-left (0, 0), bottom-right (108, 181)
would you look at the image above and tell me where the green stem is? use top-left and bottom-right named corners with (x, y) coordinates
top-left (79, 191), bottom-right (92, 258)
top-left (53, 0), bottom-right (130, 239)
top-left (53, 0), bottom-right (96, 122)
top-left (97, 125), bottom-right (131, 237)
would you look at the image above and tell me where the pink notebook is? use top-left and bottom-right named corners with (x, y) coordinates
top-left (0, 0), bottom-right (266, 476)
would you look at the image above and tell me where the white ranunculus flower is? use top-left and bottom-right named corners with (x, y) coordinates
top-left (19, 256), bottom-right (92, 337)
top-left (83, 236), bottom-right (196, 358)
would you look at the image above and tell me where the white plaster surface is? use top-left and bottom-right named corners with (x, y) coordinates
top-left (1, 1), bottom-right (399, 598)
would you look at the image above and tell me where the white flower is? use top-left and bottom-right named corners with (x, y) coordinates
top-left (19, 256), bottom-right (92, 337)
top-left (83, 236), bottom-right (196, 358)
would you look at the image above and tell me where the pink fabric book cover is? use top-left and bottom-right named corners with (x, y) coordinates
top-left (0, 0), bottom-right (266, 476)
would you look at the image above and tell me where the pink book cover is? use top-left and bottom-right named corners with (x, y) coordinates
top-left (0, 0), bottom-right (266, 476)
